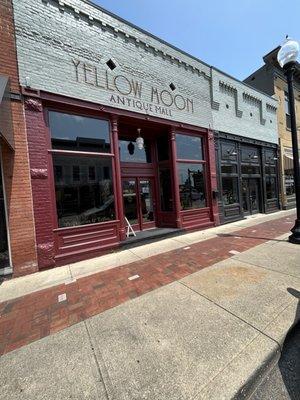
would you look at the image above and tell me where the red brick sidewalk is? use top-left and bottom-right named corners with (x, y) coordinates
top-left (0, 214), bottom-right (294, 356)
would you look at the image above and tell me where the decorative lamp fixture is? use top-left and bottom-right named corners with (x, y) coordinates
top-left (136, 128), bottom-right (144, 150)
top-left (277, 36), bottom-right (300, 68)
top-left (227, 149), bottom-right (237, 156)
top-left (277, 36), bottom-right (300, 244)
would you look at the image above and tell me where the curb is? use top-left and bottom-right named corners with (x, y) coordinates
top-left (237, 321), bottom-right (300, 399)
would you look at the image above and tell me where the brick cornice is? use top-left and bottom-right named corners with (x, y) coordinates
top-left (41, 0), bottom-right (210, 80)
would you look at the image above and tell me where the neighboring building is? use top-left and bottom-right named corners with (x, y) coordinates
top-left (0, 0), bottom-right (279, 276)
top-left (244, 47), bottom-right (300, 210)
top-left (211, 67), bottom-right (279, 224)
top-left (0, 0), bottom-right (38, 277)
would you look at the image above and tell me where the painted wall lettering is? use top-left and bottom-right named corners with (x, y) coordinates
top-left (72, 59), bottom-right (194, 115)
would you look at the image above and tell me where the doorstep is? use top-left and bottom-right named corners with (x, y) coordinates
top-left (120, 227), bottom-right (184, 249)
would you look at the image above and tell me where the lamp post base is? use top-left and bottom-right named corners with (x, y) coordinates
top-left (289, 219), bottom-right (300, 244)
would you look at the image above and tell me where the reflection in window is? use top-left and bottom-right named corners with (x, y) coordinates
top-left (176, 134), bottom-right (203, 160)
top-left (285, 170), bottom-right (295, 196)
top-left (266, 176), bottom-right (277, 200)
top-left (222, 177), bottom-right (238, 205)
top-left (88, 166), bottom-right (96, 181)
top-left (157, 136), bottom-right (169, 161)
top-left (221, 165), bottom-right (237, 174)
top-left (265, 166), bottom-right (276, 175)
top-left (178, 163), bottom-right (206, 209)
top-left (119, 139), bottom-right (151, 163)
top-left (241, 146), bottom-right (259, 163)
top-left (49, 112), bottom-right (111, 153)
top-left (241, 165), bottom-right (260, 175)
top-left (54, 165), bottom-right (63, 183)
top-left (221, 142), bottom-right (238, 161)
top-left (72, 166), bottom-right (80, 182)
top-left (53, 155), bottom-right (115, 227)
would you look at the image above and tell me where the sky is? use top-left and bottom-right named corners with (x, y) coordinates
top-left (93, 0), bottom-right (300, 81)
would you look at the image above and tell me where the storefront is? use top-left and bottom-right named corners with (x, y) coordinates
top-left (211, 68), bottom-right (279, 223)
top-left (21, 92), bottom-right (217, 267)
top-left (244, 46), bottom-right (300, 211)
top-left (215, 132), bottom-right (280, 224)
top-left (7, 0), bottom-right (279, 273)
top-left (8, 0), bottom-right (223, 269)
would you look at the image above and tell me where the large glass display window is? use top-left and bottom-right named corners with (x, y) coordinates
top-left (176, 133), bottom-right (207, 210)
top-left (49, 111), bottom-right (116, 228)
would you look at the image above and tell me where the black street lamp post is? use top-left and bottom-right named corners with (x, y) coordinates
top-left (277, 37), bottom-right (300, 244)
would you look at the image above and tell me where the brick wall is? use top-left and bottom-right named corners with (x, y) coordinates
top-left (24, 99), bottom-right (56, 269)
top-left (0, 0), bottom-right (37, 276)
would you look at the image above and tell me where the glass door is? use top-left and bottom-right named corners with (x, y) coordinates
top-left (122, 178), bottom-right (156, 231)
top-left (139, 179), bottom-right (155, 229)
top-left (122, 179), bottom-right (139, 231)
top-left (242, 178), bottom-right (260, 215)
top-left (249, 179), bottom-right (260, 214)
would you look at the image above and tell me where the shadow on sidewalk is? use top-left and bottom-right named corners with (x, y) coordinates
top-left (278, 288), bottom-right (300, 400)
top-left (217, 233), bottom-right (288, 243)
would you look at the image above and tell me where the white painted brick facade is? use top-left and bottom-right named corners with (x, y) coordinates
top-left (211, 68), bottom-right (278, 143)
top-left (12, 0), bottom-right (278, 143)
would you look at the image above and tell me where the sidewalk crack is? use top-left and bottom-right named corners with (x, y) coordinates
top-left (83, 320), bottom-right (113, 400)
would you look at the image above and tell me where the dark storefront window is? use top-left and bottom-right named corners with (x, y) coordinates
top-left (178, 163), bottom-right (206, 209)
top-left (219, 140), bottom-right (239, 211)
top-left (222, 177), bottom-right (239, 205)
top-left (49, 112), bottom-right (115, 228)
top-left (157, 136), bottom-right (169, 161)
top-left (285, 173), bottom-right (295, 196)
top-left (119, 138), bottom-right (151, 163)
top-left (176, 133), bottom-right (206, 210)
top-left (241, 165), bottom-right (260, 175)
top-left (221, 165), bottom-right (237, 174)
top-left (241, 146), bottom-right (259, 163)
top-left (159, 169), bottom-right (173, 211)
top-left (266, 176), bottom-right (277, 200)
top-left (49, 112), bottom-right (111, 153)
top-left (53, 155), bottom-right (115, 227)
top-left (265, 149), bottom-right (278, 201)
top-left (220, 142), bottom-right (238, 161)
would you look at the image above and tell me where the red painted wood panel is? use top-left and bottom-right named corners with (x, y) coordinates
top-left (180, 208), bottom-right (214, 230)
top-left (54, 220), bottom-right (120, 265)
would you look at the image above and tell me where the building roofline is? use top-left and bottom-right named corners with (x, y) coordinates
top-left (262, 46), bottom-right (280, 63)
top-left (243, 64), bottom-right (267, 82)
top-left (83, 0), bottom-right (277, 103)
top-left (212, 66), bottom-right (277, 102)
top-left (83, 0), bottom-right (212, 68)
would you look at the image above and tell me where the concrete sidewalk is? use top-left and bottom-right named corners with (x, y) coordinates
top-left (0, 211), bottom-right (299, 399)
